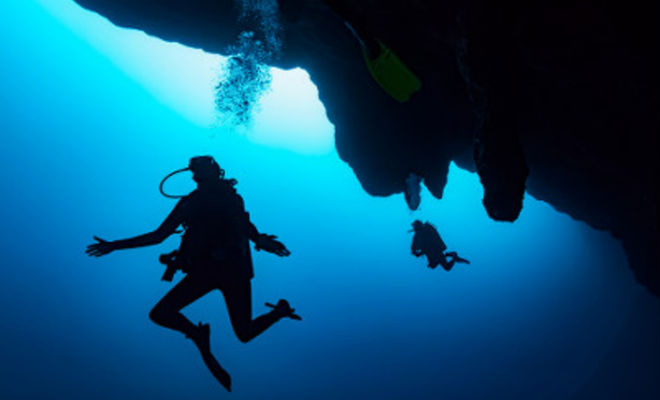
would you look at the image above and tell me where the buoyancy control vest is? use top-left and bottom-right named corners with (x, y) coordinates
top-left (411, 222), bottom-right (447, 264)
top-left (163, 180), bottom-right (254, 280)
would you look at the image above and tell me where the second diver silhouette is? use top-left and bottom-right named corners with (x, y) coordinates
top-left (410, 220), bottom-right (470, 271)
top-left (86, 156), bottom-right (300, 391)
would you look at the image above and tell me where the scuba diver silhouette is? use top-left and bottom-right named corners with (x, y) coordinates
top-left (86, 156), bottom-right (300, 391)
top-left (410, 220), bottom-right (470, 271)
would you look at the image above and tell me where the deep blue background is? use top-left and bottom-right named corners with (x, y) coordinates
top-left (0, 1), bottom-right (657, 399)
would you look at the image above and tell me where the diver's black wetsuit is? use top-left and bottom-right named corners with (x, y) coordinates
top-left (147, 179), bottom-right (280, 343)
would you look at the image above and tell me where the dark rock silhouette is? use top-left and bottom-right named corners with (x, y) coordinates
top-left (73, 0), bottom-right (658, 295)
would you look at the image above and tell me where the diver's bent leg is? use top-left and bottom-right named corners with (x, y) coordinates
top-left (441, 257), bottom-right (456, 271)
top-left (150, 274), bottom-right (232, 391)
top-left (149, 274), bottom-right (214, 338)
top-left (222, 279), bottom-right (282, 343)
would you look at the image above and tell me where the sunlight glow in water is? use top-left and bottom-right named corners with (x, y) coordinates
top-left (38, 0), bottom-right (334, 154)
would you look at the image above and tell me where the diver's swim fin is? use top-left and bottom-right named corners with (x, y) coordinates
top-left (342, 21), bottom-right (421, 102)
top-left (266, 300), bottom-right (302, 321)
top-left (363, 41), bottom-right (422, 102)
top-left (201, 351), bottom-right (232, 391)
top-left (188, 322), bottom-right (232, 391)
top-left (446, 251), bottom-right (470, 265)
top-left (455, 256), bottom-right (470, 264)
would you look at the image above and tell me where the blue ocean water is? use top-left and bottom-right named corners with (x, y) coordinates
top-left (0, 1), bottom-right (657, 399)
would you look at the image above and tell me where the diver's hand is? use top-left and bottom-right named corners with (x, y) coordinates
top-left (254, 234), bottom-right (291, 257)
top-left (86, 236), bottom-right (117, 257)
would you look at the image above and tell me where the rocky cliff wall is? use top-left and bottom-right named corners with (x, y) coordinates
top-left (73, 0), bottom-right (659, 295)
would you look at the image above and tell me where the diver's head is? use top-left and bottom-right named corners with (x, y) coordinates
top-left (411, 220), bottom-right (424, 231)
top-left (159, 156), bottom-right (229, 198)
top-left (189, 156), bottom-right (224, 184)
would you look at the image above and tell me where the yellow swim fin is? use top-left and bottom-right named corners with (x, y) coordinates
top-left (362, 41), bottom-right (422, 102)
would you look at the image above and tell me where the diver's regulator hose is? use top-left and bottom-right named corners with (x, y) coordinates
top-left (159, 167), bottom-right (190, 199)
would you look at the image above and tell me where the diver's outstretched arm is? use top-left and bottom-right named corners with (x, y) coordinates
top-left (86, 201), bottom-right (184, 257)
top-left (86, 228), bottom-right (173, 257)
top-left (253, 233), bottom-right (291, 257)
top-left (246, 215), bottom-right (290, 257)
top-left (86, 236), bottom-right (116, 257)
top-left (110, 229), bottom-right (172, 249)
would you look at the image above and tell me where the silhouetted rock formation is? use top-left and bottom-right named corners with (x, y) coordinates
top-left (73, 0), bottom-right (659, 295)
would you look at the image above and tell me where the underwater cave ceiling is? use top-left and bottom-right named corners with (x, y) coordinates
top-left (73, 0), bottom-right (658, 295)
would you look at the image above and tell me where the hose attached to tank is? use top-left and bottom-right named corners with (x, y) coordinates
top-left (159, 167), bottom-right (190, 199)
